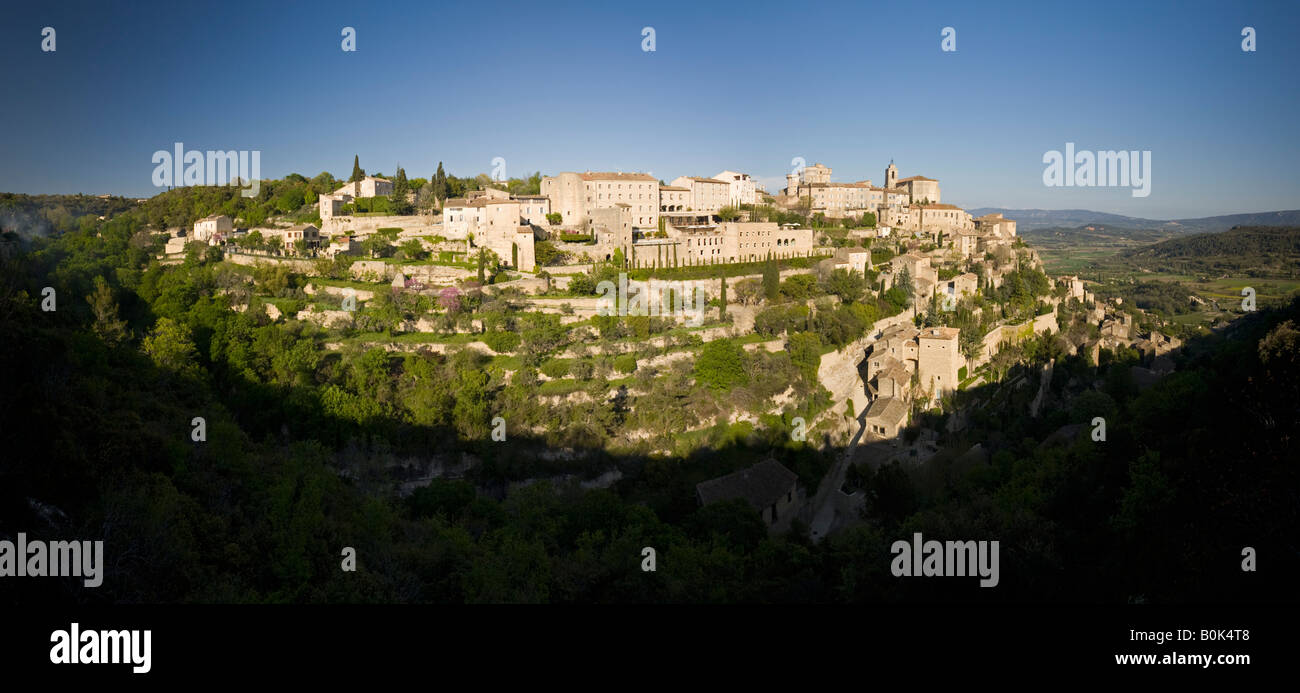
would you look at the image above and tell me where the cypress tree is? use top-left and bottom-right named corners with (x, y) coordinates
top-left (719, 274), bottom-right (727, 319)
top-left (433, 162), bottom-right (447, 206)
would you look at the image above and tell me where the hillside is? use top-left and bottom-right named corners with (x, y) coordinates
top-left (0, 192), bottom-right (139, 238)
top-left (1120, 226), bottom-right (1300, 277)
top-left (969, 207), bottom-right (1300, 233)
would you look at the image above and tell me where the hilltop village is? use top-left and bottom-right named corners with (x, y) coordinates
top-left (152, 160), bottom-right (1187, 536)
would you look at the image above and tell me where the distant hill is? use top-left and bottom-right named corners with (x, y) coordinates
top-left (0, 192), bottom-right (138, 238)
top-left (1119, 226), bottom-right (1300, 276)
top-left (1022, 224), bottom-right (1174, 248)
top-left (967, 208), bottom-right (1300, 233)
top-left (967, 208), bottom-right (1155, 231)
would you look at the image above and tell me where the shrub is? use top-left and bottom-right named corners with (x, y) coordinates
top-left (481, 331), bottom-right (521, 353)
top-left (570, 359), bottom-right (594, 380)
top-left (613, 354), bottom-right (637, 374)
top-left (694, 338), bottom-right (748, 390)
top-left (540, 359), bottom-right (570, 379)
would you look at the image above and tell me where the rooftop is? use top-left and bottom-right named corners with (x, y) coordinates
top-left (581, 172), bottom-right (656, 181)
top-left (865, 397), bottom-right (909, 425)
top-left (919, 326), bottom-right (960, 340)
top-left (696, 459), bottom-right (798, 511)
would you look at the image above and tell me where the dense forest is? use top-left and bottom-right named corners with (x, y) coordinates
top-left (0, 200), bottom-right (1296, 604)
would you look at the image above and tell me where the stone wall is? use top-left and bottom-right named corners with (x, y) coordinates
top-left (321, 214), bottom-right (443, 239)
top-left (974, 311), bottom-right (1060, 366)
top-left (345, 260), bottom-right (475, 284)
top-left (224, 252), bottom-right (316, 273)
top-left (817, 311), bottom-right (914, 421)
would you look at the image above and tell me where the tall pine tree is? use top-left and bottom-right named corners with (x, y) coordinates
top-left (350, 155), bottom-right (364, 182)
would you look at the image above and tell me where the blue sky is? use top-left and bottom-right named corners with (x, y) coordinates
top-left (2, 0), bottom-right (1297, 219)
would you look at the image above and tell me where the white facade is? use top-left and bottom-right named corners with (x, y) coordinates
top-left (670, 176), bottom-right (730, 214)
top-left (193, 214), bottom-right (232, 241)
top-left (713, 170), bottom-right (757, 206)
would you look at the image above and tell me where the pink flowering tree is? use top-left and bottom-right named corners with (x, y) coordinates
top-left (439, 286), bottom-right (462, 314)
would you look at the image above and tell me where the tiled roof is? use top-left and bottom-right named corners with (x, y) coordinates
top-left (865, 397), bottom-right (909, 425)
top-left (918, 326), bottom-right (960, 340)
top-left (696, 459), bottom-right (798, 510)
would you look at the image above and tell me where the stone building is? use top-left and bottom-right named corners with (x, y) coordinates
top-left (193, 214), bottom-right (232, 241)
top-left (334, 176), bottom-right (393, 199)
top-left (695, 459), bottom-right (800, 530)
top-left (917, 326), bottom-right (962, 399)
top-left (663, 220), bottom-right (814, 266)
top-left (975, 213), bottom-right (1017, 238)
top-left (864, 396), bottom-right (910, 438)
top-left (712, 170), bottom-right (758, 206)
top-left (269, 224), bottom-right (320, 253)
top-left (893, 175), bottom-right (941, 204)
top-left (659, 185), bottom-right (690, 213)
top-left (541, 171), bottom-right (660, 229)
top-left (670, 176), bottom-right (731, 214)
top-left (441, 197), bottom-right (539, 272)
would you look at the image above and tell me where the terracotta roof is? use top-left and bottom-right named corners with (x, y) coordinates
top-left (918, 326), bottom-right (960, 340)
top-left (659, 186), bottom-right (690, 191)
top-left (913, 203), bottom-right (964, 210)
top-left (696, 459), bottom-right (798, 510)
top-left (896, 175), bottom-right (937, 183)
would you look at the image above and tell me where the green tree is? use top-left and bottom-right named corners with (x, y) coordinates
top-left (694, 338), bottom-right (748, 390)
top-left (762, 255), bottom-right (780, 302)
top-left (719, 274), bottom-right (727, 319)
top-left (399, 239), bottom-right (425, 260)
top-left (823, 268), bottom-right (865, 304)
top-left (788, 331), bottom-right (823, 378)
top-left (391, 167), bottom-right (412, 214)
top-left (87, 276), bottom-right (128, 346)
top-left (433, 162), bottom-right (447, 206)
top-left (895, 266), bottom-right (914, 307)
top-left (350, 155), bottom-right (364, 182)
top-left (141, 317), bottom-right (200, 375)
